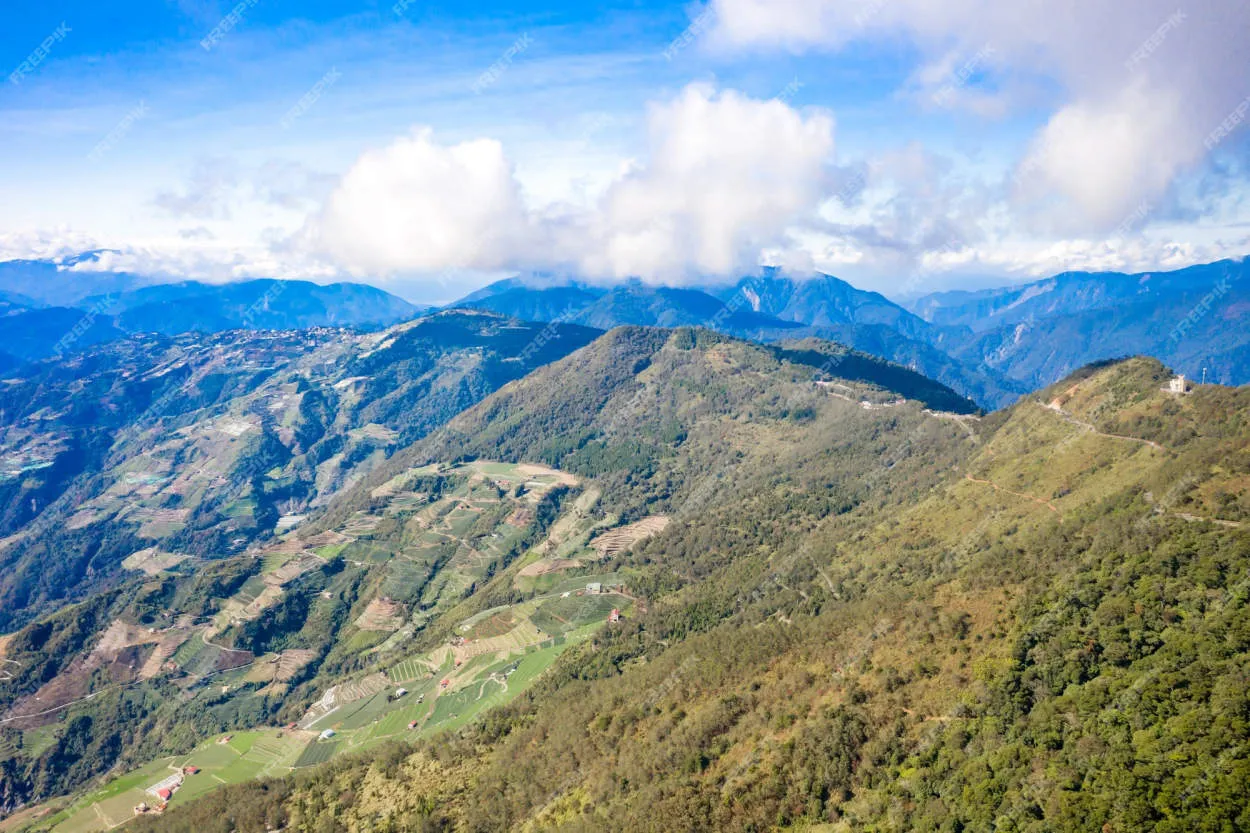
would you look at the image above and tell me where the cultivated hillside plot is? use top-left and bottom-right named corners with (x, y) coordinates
top-left (23, 460), bottom-right (641, 832)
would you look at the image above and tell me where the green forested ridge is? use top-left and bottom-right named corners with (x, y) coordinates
top-left (121, 354), bottom-right (1250, 833)
top-left (346, 326), bottom-right (977, 525)
top-left (3, 323), bottom-right (1247, 832)
top-left (0, 324), bottom-right (979, 825)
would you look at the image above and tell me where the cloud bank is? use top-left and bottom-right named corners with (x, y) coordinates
top-left (306, 84), bottom-right (837, 284)
top-left (708, 0), bottom-right (1250, 233)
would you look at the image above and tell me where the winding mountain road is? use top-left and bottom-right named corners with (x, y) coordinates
top-left (1038, 401), bottom-right (1165, 451)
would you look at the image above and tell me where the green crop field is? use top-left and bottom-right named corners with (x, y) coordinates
top-left (389, 656), bottom-right (431, 683)
top-left (261, 551), bottom-right (295, 573)
top-left (293, 740), bottom-right (338, 768)
top-left (225, 732), bottom-right (258, 756)
top-left (211, 756), bottom-right (266, 787)
top-left (183, 743), bottom-right (237, 768)
top-left (334, 690), bottom-right (393, 730)
top-left (167, 771), bottom-right (223, 804)
top-left (313, 542), bottom-right (345, 558)
top-left (379, 558), bottom-right (426, 600)
top-left (529, 593), bottom-right (621, 634)
top-left (45, 729), bottom-right (312, 833)
top-left (463, 610), bottom-right (516, 640)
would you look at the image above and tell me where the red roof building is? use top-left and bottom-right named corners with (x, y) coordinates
top-left (156, 788), bottom-right (172, 801)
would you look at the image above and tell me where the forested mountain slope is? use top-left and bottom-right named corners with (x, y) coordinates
top-left (129, 354), bottom-right (1250, 833)
top-left (0, 311), bottom-right (599, 632)
top-left (0, 326), bottom-right (977, 827)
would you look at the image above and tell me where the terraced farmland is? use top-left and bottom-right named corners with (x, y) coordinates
top-left (41, 730), bottom-right (311, 833)
top-left (15, 461), bottom-right (653, 830)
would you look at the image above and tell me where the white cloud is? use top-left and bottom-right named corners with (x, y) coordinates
top-left (0, 228), bottom-right (103, 262)
top-left (153, 157), bottom-right (242, 220)
top-left (305, 128), bottom-right (535, 277)
top-left (305, 84), bottom-right (836, 285)
top-left (708, 0), bottom-right (1250, 234)
top-left (582, 84), bottom-right (835, 281)
top-left (1014, 80), bottom-right (1195, 232)
top-left (56, 242), bottom-right (337, 282)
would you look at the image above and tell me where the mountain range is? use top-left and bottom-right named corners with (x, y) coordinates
top-left (907, 258), bottom-right (1249, 390)
top-left (451, 258), bottom-right (1250, 408)
top-left (4, 253), bottom-right (1246, 412)
top-left (452, 274), bottom-right (1026, 409)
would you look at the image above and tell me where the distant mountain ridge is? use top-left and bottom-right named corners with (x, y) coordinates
top-left (0, 272), bottom-right (422, 362)
top-left (722, 269), bottom-right (940, 342)
top-left (0, 253), bottom-right (157, 307)
top-left (907, 258), bottom-right (1249, 389)
top-left (452, 273), bottom-right (1024, 409)
top-left (907, 259), bottom-right (1243, 332)
top-left (452, 257), bottom-right (1250, 407)
top-left (8, 253), bottom-right (1247, 406)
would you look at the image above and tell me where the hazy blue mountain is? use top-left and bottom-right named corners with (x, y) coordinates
top-left (0, 276), bottom-right (422, 363)
top-left (0, 289), bottom-right (41, 309)
top-left (93, 278), bottom-right (421, 333)
top-left (452, 258), bottom-right (1250, 406)
top-left (0, 253), bottom-right (156, 307)
top-left (958, 279), bottom-right (1250, 389)
top-left (1, 306), bottom-right (129, 361)
top-left (909, 258), bottom-right (1250, 389)
top-left (908, 258), bottom-right (1243, 332)
top-left (456, 283), bottom-right (604, 322)
top-left (457, 279), bottom-right (802, 332)
top-left (720, 270), bottom-right (948, 343)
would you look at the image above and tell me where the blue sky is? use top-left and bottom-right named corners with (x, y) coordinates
top-left (2, 0), bottom-right (1248, 303)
